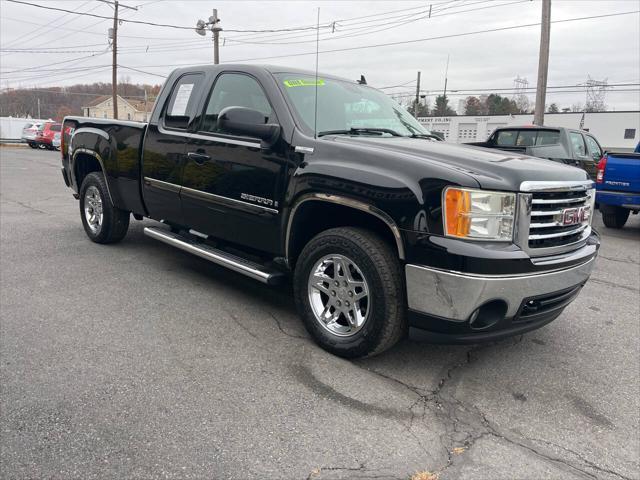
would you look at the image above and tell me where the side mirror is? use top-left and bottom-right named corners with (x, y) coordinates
top-left (216, 106), bottom-right (280, 146)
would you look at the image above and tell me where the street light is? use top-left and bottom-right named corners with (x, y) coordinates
top-left (195, 10), bottom-right (222, 64)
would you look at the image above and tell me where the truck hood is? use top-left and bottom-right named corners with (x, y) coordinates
top-left (330, 136), bottom-right (590, 191)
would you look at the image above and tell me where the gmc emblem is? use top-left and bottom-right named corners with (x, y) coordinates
top-left (562, 206), bottom-right (589, 225)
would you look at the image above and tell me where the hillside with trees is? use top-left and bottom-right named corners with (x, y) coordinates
top-left (0, 81), bottom-right (161, 121)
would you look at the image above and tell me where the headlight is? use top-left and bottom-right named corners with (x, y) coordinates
top-left (443, 187), bottom-right (516, 241)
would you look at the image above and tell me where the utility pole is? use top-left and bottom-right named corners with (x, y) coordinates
top-left (37, 98), bottom-right (41, 118)
top-left (443, 54), bottom-right (450, 102)
top-left (414, 71), bottom-right (421, 118)
top-left (112, 0), bottom-right (119, 119)
top-left (212, 9), bottom-right (220, 64)
top-left (534, 0), bottom-right (551, 126)
top-left (195, 10), bottom-right (222, 64)
top-left (104, 0), bottom-right (137, 119)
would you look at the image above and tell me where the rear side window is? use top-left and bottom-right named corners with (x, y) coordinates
top-left (584, 135), bottom-right (602, 161)
top-left (495, 130), bottom-right (517, 146)
top-left (535, 130), bottom-right (560, 145)
top-left (164, 73), bottom-right (204, 130)
top-left (569, 132), bottom-right (587, 157)
top-left (50, 124), bottom-right (61, 132)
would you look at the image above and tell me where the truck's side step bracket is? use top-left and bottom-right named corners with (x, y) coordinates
top-left (143, 226), bottom-right (285, 286)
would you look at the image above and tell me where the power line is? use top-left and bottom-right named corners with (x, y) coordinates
top-left (0, 88), bottom-right (146, 98)
top-left (4, 0), bottom-right (335, 33)
top-left (172, 10), bottom-right (640, 66)
top-left (118, 64), bottom-right (167, 78)
top-left (1, 50), bottom-right (111, 74)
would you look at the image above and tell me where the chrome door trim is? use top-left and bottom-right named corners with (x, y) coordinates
top-left (181, 186), bottom-right (279, 214)
top-left (157, 123), bottom-right (262, 149)
top-left (190, 132), bottom-right (261, 149)
top-left (285, 193), bottom-right (406, 262)
top-left (143, 176), bottom-right (181, 194)
top-left (71, 148), bottom-right (114, 204)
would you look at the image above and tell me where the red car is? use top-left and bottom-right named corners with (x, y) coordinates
top-left (34, 122), bottom-right (62, 150)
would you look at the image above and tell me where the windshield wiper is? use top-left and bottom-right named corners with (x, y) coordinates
top-left (409, 133), bottom-right (443, 141)
top-left (318, 127), bottom-right (402, 137)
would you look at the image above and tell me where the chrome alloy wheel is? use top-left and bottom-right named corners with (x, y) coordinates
top-left (84, 185), bottom-right (103, 234)
top-left (307, 254), bottom-right (370, 336)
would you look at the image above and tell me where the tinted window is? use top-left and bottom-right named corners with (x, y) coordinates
top-left (50, 124), bottom-right (61, 132)
top-left (535, 130), bottom-right (560, 145)
top-left (516, 130), bottom-right (537, 147)
top-left (584, 135), bottom-right (602, 161)
top-left (201, 73), bottom-right (274, 134)
top-left (37, 124), bottom-right (46, 131)
top-left (624, 128), bottom-right (636, 139)
top-left (495, 130), bottom-right (517, 146)
top-left (164, 73), bottom-right (204, 130)
top-left (569, 132), bottom-right (587, 157)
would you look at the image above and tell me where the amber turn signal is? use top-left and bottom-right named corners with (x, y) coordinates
top-left (444, 188), bottom-right (471, 238)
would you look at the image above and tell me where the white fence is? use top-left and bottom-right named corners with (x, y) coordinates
top-left (0, 117), bottom-right (51, 142)
top-left (418, 111), bottom-right (640, 151)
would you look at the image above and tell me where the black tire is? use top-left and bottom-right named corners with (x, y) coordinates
top-left (293, 227), bottom-right (406, 358)
top-left (27, 142), bottom-right (37, 149)
top-left (79, 172), bottom-right (130, 244)
top-left (601, 206), bottom-right (629, 229)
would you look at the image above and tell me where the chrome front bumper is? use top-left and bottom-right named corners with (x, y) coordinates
top-left (406, 258), bottom-right (596, 322)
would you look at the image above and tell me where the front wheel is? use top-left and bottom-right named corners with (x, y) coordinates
top-left (601, 206), bottom-right (629, 229)
top-left (79, 172), bottom-right (130, 243)
top-left (293, 227), bottom-right (406, 358)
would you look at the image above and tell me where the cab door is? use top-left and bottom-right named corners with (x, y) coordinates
top-left (141, 72), bottom-right (205, 224)
top-left (181, 72), bottom-right (287, 254)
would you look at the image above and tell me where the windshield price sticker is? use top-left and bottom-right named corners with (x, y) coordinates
top-left (284, 79), bottom-right (325, 88)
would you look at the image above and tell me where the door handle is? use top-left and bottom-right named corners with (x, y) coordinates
top-left (187, 151), bottom-right (211, 164)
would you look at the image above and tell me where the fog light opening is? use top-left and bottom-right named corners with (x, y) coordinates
top-left (469, 300), bottom-right (508, 331)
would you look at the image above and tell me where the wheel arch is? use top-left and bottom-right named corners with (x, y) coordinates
top-left (72, 148), bottom-right (114, 205)
top-left (285, 193), bottom-right (406, 267)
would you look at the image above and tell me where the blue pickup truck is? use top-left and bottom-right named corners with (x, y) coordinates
top-left (596, 142), bottom-right (640, 228)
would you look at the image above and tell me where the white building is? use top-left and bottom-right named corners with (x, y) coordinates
top-left (418, 111), bottom-right (640, 151)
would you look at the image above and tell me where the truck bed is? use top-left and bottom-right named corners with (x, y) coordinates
top-left (62, 117), bottom-right (148, 215)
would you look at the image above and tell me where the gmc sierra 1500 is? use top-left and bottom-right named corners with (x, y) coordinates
top-left (61, 65), bottom-right (599, 358)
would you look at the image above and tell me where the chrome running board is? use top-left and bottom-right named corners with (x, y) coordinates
top-left (144, 226), bottom-right (285, 285)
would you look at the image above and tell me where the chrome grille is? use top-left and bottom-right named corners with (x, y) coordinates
top-left (528, 190), bottom-right (593, 249)
top-left (517, 181), bottom-right (595, 256)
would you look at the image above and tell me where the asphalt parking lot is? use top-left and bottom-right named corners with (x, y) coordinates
top-left (1, 146), bottom-right (638, 480)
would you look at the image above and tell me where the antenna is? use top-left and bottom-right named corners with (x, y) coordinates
top-left (314, 7), bottom-right (320, 139)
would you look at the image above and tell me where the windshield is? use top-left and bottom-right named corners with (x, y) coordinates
top-left (276, 73), bottom-right (430, 137)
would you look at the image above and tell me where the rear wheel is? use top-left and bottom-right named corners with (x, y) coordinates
top-left (293, 227), bottom-right (406, 358)
top-left (79, 172), bottom-right (130, 243)
top-left (601, 205), bottom-right (629, 229)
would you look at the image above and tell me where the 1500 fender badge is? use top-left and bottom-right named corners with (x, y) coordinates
top-left (240, 193), bottom-right (277, 208)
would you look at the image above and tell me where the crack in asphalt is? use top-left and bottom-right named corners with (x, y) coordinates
top-left (589, 277), bottom-right (639, 293)
top-left (307, 462), bottom-right (402, 480)
top-left (597, 254), bottom-right (640, 266)
top-left (1, 196), bottom-right (50, 215)
top-left (268, 311), bottom-right (308, 339)
top-left (355, 336), bottom-right (633, 480)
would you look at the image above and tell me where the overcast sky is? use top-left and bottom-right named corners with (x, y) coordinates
top-left (1, 0), bottom-right (639, 111)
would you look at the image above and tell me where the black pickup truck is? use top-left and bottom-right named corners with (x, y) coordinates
top-left (61, 65), bottom-right (599, 358)
top-left (467, 126), bottom-right (604, 179)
